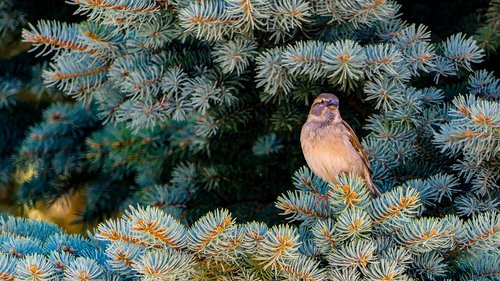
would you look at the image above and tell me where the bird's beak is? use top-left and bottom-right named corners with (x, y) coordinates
top-left (327, 100), bottom-right (338, 110)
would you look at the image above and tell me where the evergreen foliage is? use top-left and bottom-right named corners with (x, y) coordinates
top-left (15, 0), bottom-right (498, 223)
top-left (0, 0), bottom-right (26, 51)
top-left (475, 0), bottom-right (500, 57)
top-left (0, 0), bottom-right (498, 279)
top-left (0, 175), bottom-right (498, 279)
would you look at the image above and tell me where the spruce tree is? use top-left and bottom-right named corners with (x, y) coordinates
top-left (0, 0), bottom-right (498, 279)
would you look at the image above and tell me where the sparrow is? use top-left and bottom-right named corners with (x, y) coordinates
top-left (300, 93), bottom-right (381, 197)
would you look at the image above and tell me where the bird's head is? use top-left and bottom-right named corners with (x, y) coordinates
top-left (307, 93), bottom-right (341, 124)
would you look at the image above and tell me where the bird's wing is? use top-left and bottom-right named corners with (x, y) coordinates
top-left (342, 120), bottom-right (370, 169)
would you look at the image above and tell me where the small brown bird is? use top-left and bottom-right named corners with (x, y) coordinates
top-left (300, 93), bottom-right (381, 197)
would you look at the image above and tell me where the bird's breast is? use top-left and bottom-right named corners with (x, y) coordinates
top-left (301, 124), bottom-right (364, 182)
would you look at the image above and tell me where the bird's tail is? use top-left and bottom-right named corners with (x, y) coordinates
top-left (365, 176), bottom-right (381, 198)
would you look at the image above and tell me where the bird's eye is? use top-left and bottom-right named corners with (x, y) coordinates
top-left (320, 100), bottom-right (326, 104)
